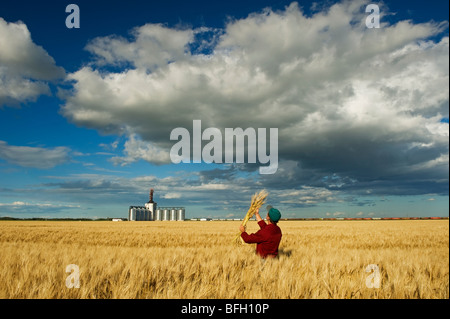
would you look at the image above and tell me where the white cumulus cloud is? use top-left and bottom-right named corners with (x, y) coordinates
top-left (60, 0), bottom-right (448, 195)
top-left (0, 141), bottom-right (70, 169)
top-left (0, 18), bottom-right (65, 106)
top-left (110, 134), bottom-right (171, 166)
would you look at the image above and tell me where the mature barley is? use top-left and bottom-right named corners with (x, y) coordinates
top-left (234, 189), bottom-right (268, 244)
top-left (0, 220), bottom-right (448, 299)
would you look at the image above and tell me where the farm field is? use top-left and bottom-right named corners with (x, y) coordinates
top-left (0, 220), bottom-right (448, 299)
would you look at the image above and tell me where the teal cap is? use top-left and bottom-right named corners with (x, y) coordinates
top-left (268, 207), bottom-right (281, 222)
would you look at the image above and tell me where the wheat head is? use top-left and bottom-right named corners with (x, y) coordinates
top-left (234, 190), bottom-right (268, 245)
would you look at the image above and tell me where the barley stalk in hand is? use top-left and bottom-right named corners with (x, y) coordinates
top-left (234, 190), bottom-right (268, 244)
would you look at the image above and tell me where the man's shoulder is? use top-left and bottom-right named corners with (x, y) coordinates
top-left (257, 220), bottom-right (267, 227)
top-left (269, 223), bottom-right (282, 234)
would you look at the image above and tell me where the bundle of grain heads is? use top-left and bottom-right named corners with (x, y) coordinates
top-left (234, 189), bottom-right (268, 244)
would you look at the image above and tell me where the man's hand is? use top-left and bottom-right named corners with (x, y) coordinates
top-left (239, 225), bottom-right (246, 233)
top-left (255, 208), bottom-right (263, 222)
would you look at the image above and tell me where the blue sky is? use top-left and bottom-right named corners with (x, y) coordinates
top-left (0, 0), bottom-right (448, 219)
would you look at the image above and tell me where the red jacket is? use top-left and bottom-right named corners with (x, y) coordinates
top-left (241, 220), bottom-right (282, 258)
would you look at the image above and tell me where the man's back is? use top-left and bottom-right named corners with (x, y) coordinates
top-left (241, 220), bottom-right (282, 258)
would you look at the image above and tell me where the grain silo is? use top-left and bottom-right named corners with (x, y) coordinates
top-left (135, 208), bottom-right (142, 221)
top-left (139, 208), bottom-right (146, 221)
top-left (128, 189), bottom-right (185, 221)
top-left (170, 209), bottom-right (177, 221)
top-left (129, 207), bottom-right (136, 221)
top-left (155, 209), bottom-right (162, 221)
top-left (177, 208), bottom-right (185, 221)
top-left (162, 209), bottom-right (170, 221)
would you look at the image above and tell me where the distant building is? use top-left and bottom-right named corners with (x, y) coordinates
top-left (128, 188), bottom-right (185, 221)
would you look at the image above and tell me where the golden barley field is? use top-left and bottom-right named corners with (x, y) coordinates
top-left (0, 219), bottom-right (448, 299)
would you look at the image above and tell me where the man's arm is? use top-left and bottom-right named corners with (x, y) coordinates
top-left (238, 208), bottom-right (267, 243)
top-left (238, 209), bottom-right (265, 232)
top-left (255, 208), bottom-right (263, 222)
top-left (240, 229), bottom-right (264, 244)
top-left (255, 209), bottom-right (268, 230)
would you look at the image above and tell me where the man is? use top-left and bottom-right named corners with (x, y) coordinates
top-left (239, 205), bottom-right (282, 259)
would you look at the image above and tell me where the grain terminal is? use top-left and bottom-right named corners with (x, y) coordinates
top-left (128, 189), bottom-right (185, 221)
